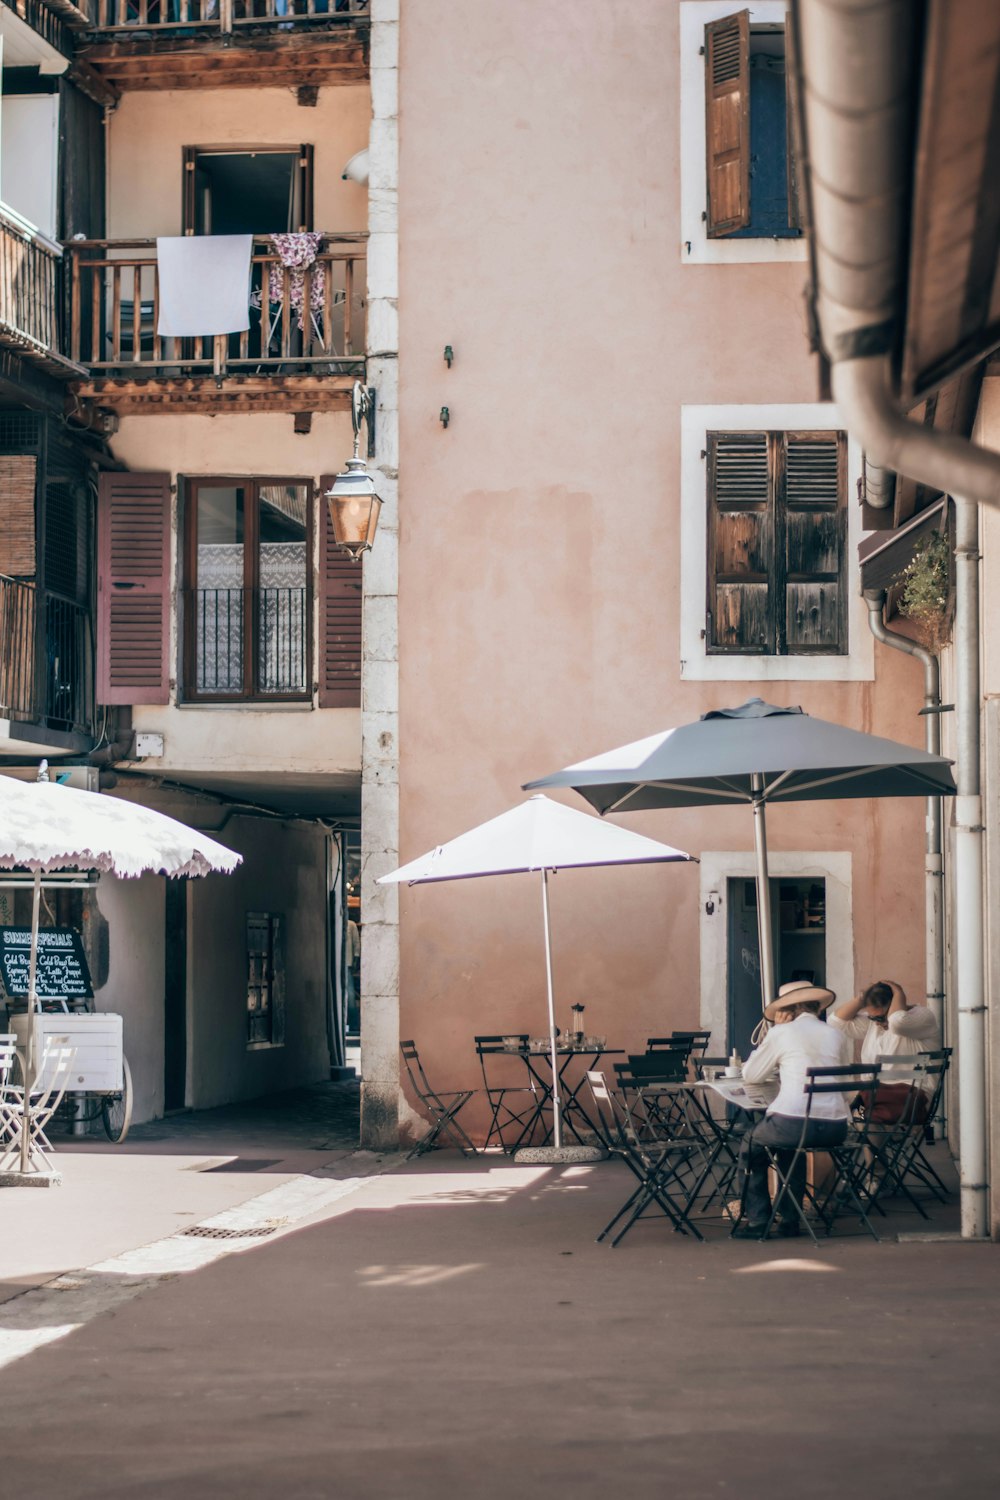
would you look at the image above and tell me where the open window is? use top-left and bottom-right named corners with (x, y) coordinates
top-left (703, 8), bottom-right (801, 241)
top-left (182, 476), bottom-right (313, 702)
top-left (182, 146), bottom-right (314, 235)
top-left (706, 430), bottom-right (847, 655)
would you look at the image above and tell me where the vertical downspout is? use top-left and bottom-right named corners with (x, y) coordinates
top-left (954, 499), bottom-right (988, 1237)
top-left (863, 591), bottom-right (945, 1048)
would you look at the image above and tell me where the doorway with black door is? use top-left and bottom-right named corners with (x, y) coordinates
top-left (727, 876), bottom-right (828, 1059)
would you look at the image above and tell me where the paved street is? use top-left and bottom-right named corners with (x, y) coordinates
top-left (0, 1110), bottom-right (996, 1500)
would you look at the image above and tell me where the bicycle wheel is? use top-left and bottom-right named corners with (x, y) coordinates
top-left (102, 1054), bottom-right (133, 1144)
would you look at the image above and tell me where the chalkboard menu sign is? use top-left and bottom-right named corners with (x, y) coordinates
top-left (0, 927), bottom-right (93, 1001)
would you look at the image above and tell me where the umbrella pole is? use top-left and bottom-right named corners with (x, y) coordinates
top-left (540, 868), bottom-right (563, 1150)
top-left (20, 869), bottom-right (41, 1174)
top-left (751, 775), bottom-right (776, 1022)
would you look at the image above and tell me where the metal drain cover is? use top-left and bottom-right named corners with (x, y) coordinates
top-left (180, 1224), bottom-right (277, 1240)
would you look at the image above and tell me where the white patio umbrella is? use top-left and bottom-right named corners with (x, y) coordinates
top-left (379, 794), bottom-right (695, 1153)
top-left (0, 766), bottom-right (241, 1176)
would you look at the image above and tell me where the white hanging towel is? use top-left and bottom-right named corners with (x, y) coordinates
top-left (156, 234), bottom-right (253, 337)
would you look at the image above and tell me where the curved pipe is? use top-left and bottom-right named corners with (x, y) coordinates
top-left (834, 357), bottom-right (1000, 511)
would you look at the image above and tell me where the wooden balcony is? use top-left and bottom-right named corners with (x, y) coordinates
top-left (0, 207), bottom-right (82, 382)
top-left (72, 0), bottom-right (369, 92)
top-left (65, 234), bottom-right (366, 416)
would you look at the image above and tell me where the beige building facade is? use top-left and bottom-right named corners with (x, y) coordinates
top-left (368, 0), bottom-right (933, 1145)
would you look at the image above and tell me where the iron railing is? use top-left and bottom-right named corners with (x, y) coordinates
top-left (0, 576), bottom-right (95, 736)
top-left (0, 206), bottom-right (63, 360)
top-left (192, 585), bottom-right (308, 698)
top-left (78, 0), bottom-right (367, 34)
top-left (66, 235), bottom-right (366, 377)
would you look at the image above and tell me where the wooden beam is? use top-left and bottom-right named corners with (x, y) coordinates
top-left (69, 372), bottom-right (357, 417)
top-left (76, 29), bottom-right (368, 91)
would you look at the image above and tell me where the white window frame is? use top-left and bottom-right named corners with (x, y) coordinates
top-left (699, 851), bottom-right (854, 1052)
top-left (680, 402), bottom-right (873, 682)
top-left (680, 0), bottom-right (809, 265)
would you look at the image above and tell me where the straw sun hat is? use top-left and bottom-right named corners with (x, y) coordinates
top-left (763, 978), bottom-right (836, 1023)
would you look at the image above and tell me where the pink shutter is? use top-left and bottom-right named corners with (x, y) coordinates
top-left (318, 476), bottom-right (362, 708)
top-left (97, 471), bottom-right (171, 706)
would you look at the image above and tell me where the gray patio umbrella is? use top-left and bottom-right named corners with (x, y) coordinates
top-left (525, 699), bottom-right (956, 1021)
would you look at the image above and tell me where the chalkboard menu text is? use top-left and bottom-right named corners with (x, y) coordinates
top-left (0, 927), bottom-right (93, 1001)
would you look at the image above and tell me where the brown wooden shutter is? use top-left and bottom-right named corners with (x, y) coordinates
top-left (97, 472), bottom-right (171, 705)
top-left (784, 10), bottom-right (803, 231)
top-left (707, 432), bottom-right (773, 652)
top-left (0, 456), bottom-right (37, 577)
top-left (318, 476), bottom-right (362, 707)
top-left (782, 432), bottom-right (846, 653)
top-left (705, 10), bottom-right (751, 238)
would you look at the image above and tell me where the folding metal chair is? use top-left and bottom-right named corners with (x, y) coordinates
top-left (758, 1064), bottom-right (883, 1243)
top-left (0, 1038), bottom-right (77, 1174)
top-left (400, 1040), bottom-right (477, 1157)
top-left (473, 1035), bottom-right (540, 1152)
top-left (586, 1070), bottom-right (703, 1245)
top-left (670, 1030), bottom-right (712, 1067)
top-left (868, 1053), bottom-right (951, 1214)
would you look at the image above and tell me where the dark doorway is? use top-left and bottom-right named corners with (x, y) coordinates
top-left (164, 878), bottom-right (188, 1112)
top-left (727, 876), bottom-right (827, 1058)
top-left (183, 147), bottom-right (314, 236)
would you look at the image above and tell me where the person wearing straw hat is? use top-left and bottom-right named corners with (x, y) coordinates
top-left (732, 980), bottom-right (852, 1239)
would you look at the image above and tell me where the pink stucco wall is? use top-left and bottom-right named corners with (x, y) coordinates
top-left (395, 1), bottom-right (928, 1118)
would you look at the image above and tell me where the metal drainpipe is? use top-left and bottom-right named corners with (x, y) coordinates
top-left (954, 500), bottom-right (988, 1237)
top-left (863, 592), bottom-right (946, 1104)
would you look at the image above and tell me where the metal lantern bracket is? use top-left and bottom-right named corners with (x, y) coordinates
top-left (352, 383), bottom-right (376, 460)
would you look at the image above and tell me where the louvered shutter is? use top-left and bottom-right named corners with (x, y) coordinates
top-left (318, 476), bottom-right (362, 708)
top-left (782, 433), bottom-right (846, 653)
top-left (707, 432), bottom-right (773, 653)
top-left (97, 472), bottom-right (171, 705)
top-left (705, 11), bottom-right (751, 237)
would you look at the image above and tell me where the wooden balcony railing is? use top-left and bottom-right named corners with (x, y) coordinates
top-left (79, 0), bottom-right (368, 33)
top-left (65, 235), bottom-right (367, 379)
top-left (0, 206), bottom-right (62, 362)
top-left (0, 576), bottom-right (95, 738)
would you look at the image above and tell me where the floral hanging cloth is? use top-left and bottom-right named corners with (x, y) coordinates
top-left (250, 232), bottom-right (326, 333)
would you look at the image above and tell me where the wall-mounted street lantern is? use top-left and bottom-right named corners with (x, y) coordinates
top-left (325, 382), bottom-right (381, 561)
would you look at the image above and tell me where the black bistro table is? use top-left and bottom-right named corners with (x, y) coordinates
top-left (516, 1041), bottom-right (625, 1147)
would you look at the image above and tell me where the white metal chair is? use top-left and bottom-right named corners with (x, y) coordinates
top-left (0, 1036), bottom-right (77, 1173)
top-left (0, 1035), bottom-right (19, 1152)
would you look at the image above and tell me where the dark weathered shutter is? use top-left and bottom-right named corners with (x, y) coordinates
top-left (784, 10), bottom-right (803, 231)
top-left (97, 472), bottom-right (171, 705)
top-left (707, 432), bottom-right (773, 652)
top-left (705, 11), bottom-right (751, 238)
top-left (782, 432), bottom-right (846, 653)
top-left (0, 456), bottom-right (37, 577)
top-left (318, 476), bottom-right (362, 707)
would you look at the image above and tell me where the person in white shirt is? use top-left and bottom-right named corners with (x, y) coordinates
top-left (733, 980), bottom-right (852, 1240)
top-left (828, 980), bottom-right (940, 1124)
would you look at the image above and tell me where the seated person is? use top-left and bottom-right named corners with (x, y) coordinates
top-left (828, 980), bottom-right (940, 1124)
top-left (734, 980), bottom-right (852, 1240)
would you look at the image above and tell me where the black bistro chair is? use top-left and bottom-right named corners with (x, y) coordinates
top-left (400, 1040), bottom-right (477, 1157)
top-left (868, 1051), bottom-right (952, 1214)
top-left (757, 1064), bottom-right (883, 1243)
top-left (473, 1034), bottom-right (540, 1152)
top-left (585, 1069), bottom-right (702, 1246)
